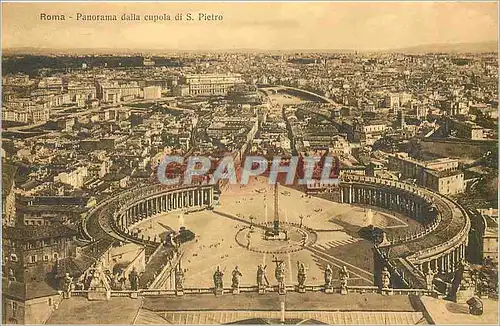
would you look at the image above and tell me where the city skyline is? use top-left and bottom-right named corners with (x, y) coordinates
top-left (2, 1), bottom-right (498, 52)
top-left (1, 2), bottom-right (499, 325)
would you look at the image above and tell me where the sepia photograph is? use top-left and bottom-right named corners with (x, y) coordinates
top-left (1, 1), bottom-right (499, 325)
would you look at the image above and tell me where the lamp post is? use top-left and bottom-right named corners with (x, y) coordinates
top-left (300, 214), bottom-right (310, 228)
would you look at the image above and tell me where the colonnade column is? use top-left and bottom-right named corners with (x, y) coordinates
top-left (208, 187), bottom-right (213, 206)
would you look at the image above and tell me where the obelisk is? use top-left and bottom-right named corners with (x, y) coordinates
top-left (273, 182), bottom-right (279, 234)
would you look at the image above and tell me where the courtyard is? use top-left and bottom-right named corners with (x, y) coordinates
top-left (130, 177), bottom-right (419, 288)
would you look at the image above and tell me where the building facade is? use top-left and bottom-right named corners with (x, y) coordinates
top-left (388, 153), bottom-right (465, 195)
top-left (178, 74), bottom-right (244, 96)
top-left (143, 86), bottom-right (161, 100)
top-left (2, 164), bottom-right (17, 227)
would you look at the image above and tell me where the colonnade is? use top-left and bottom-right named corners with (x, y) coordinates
top-left (340, 180), bottom-right (468, 276)
top-left (417, 242), bottom-right (468, 274)
top-left (339, 184), bottom-right (430, 223)
top-left (115, 186), bottom-right (214, 231)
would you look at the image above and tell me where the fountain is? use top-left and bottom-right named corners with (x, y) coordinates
top-left (178, 212), bottom-right (185, 229)
top-left (364, 208), bottom-right (374, 226)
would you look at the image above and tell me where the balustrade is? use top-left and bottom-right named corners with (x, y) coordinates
top-left (73, 284), bottom-right (436, 298)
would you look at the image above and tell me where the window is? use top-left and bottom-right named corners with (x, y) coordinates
top-left (53, 253), bottom-right (59, 260)
top-left (10, 254), bottom-right (18, 262)
top-left (12, 301), bottom-right (18, 313)
top-left (48, 298), bottom-right (53, 306)
top-left (43, 255), bottom-right (49, 262)
top-left (30, 255), bottom-right (37, 263)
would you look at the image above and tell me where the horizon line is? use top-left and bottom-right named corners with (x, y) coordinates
top-left (3, 40), bottom-right (499, 54)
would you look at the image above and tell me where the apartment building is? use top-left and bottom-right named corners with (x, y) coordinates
top-left (388, 152), bottom-right (465, 195)
top-left (176, 74), bottom-right (244, 96)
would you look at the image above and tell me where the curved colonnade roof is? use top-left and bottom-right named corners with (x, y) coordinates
top-left (85, 183), bottom-right (212, 243)
top-left (344, 178), bottom-right (469, 261)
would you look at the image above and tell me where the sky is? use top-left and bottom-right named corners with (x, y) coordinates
top-left (1, 1), bottom-right (498, 51)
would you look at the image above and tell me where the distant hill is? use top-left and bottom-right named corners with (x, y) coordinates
top-left (1, 47), bottom-right (355, 55)
top-left (390, 41), bottom-right (498, 54)
top-left (2, 47), bottom-right (145, 56)
top-left (2, 41), bottom-right (498, 55)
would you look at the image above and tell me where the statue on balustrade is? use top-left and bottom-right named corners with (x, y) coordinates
top-left (470, 267), bottom-right (489, 298)
top-left (459, 260), bottom-right (474, 290)
top-left (324, 264), bottom-right (333, 288)
top-left (450, 259), bottom-right (477, 303)
top-left (273, 257), bottom-right (287, 294)
top-left (109, 273), bottom-right (118, 290)
top-left (129, 267), bottom-right (139, 291)
top-left (213, 266), bottom-right (224, 289)
top-left (231, 266), bottom-right (243, 289)
top-left (257, 264), bottom-right (269, 288)
top-left (450, 260), bottom-right (468, 296)
top-left (89, 271), bottom-right (103, 290)
top-left (175, 265), bottom-right (184, 290)
top-left (297, 262), bottom-right (307, 287)
top-left (104, 270), bottom-right (114, 287)
top-left (86, 262), bottom-right (113, 300)
top-left (275, 260), bottom-right (286, 286)
top-left (82, 269), bottom-right (93, 288)
top-left (339, 266), bottom-right (350, 289)
top-left (61, 273), bottom-right (74, 298)
top-left (381, 266), bottom-right (391, 289)
top-left (75, 277), bottom-right (85, 290)
top-left (425, 269), bottom-right (437, 291)
top-left (118, 274), bottom-right (126, 290)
